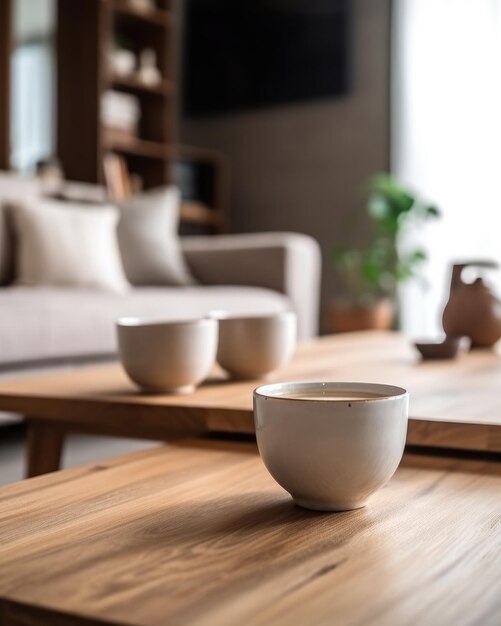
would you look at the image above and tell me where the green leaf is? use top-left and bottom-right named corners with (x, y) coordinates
top-left (368, 195), bottom-right (391, 220)
top-left (368, 174), bottom-right (415, 216)
top-left (409, 249), bottom-right (427, 262)
top-left (425, 205), bottom-right (441, 218)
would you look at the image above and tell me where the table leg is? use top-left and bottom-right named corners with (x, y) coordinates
top-left (25, 419), bottom-right (65, 478)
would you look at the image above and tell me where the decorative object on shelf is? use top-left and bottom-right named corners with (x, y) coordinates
top-left (138, 48), bottom-right (162, 86)
top-left (109, 47), bottom-right (136, 78)
top-left (331, 173), bottom-right (440, 332)
top-left (101, 90), bottom-right (141, 144)
top-left (128, 0), bottom-right (157, 13)
top-left (442, 261), bottom-right (501, 348)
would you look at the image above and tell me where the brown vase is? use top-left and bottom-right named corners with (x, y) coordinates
top-left (442, 261), bottom-right (501, 348)
top-left (329, 299), bottom-right (395, 333)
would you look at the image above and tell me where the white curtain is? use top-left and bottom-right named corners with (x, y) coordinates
top-left (392, 0), bottom-right (501, 337)
top-left (11, 43), bottom-right (54, 171)
top-left (10, 0), bottom-right (55, 172)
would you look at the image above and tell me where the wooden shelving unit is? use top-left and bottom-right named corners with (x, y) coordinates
top-left (109, 73), bottom-right (174, 96)
top-left (180, 201), bottom-right (223, 227)
top-left (104, 137), bottom-right (171, 160)
top-left (112, 0), bottom-right (173, 26)
top-left (57, 0), bottom-right (226, 232)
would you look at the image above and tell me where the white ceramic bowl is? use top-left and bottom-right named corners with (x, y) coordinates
top-left (215, 311), bottom-right (297, 379)
top-left (254, 381), bottom-right (409, 511)
top-left (117, 317), bottom-right (218, 393)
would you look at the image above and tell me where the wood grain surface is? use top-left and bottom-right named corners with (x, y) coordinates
top-left (0, 332), bottom-right (501, 452)
top-left (0, 439), bottom-right (500, 626)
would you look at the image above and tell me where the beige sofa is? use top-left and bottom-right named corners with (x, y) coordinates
top-left (0, 173), bottom-right (321, 370)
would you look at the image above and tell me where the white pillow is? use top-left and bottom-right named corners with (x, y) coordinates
top-left (12, 200), bottom-right (130, 292)
top-left (118, 187), bottom-right (196, 286)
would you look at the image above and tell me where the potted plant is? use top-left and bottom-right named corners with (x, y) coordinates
top-left (330, 174), bottom-right (440, 333)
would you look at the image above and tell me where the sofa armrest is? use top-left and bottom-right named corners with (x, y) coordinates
top-left (181, 232), bottom-right (321, 338)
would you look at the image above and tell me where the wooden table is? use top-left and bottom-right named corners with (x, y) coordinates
top-left (0, 439), bottom-right (500, 626)
top-left (1, 332), bottom-right (501, 477)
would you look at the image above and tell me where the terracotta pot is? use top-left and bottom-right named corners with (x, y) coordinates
top-left (329, 299), bottom-right (395, 333)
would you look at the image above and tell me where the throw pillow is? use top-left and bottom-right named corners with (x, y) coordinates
top-left (117, 186), bottom-right (196, 286)
top-left (0, 173), bottom-right (41, 285)
top-left (11, 199), bottom-right (130, 292)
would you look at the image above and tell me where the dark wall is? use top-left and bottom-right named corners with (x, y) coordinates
top-left (180, 0), bottom-right (391, 329)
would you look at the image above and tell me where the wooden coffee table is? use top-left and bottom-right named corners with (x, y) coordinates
top-left (0, 438), bottom-right (500, 626)
top-left (0, 331), bottom-right (500, 477)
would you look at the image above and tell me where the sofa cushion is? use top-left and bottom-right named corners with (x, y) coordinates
top-left (0, 173), bottom-right (41, 286)
top-left (12, 200), bottom-right (130, 292)
top-left (0, 286), bottom-right (290, 365)
top-left (118, 187), bottom-right (196, 286)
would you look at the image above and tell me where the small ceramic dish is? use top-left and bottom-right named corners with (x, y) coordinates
top-left (414, 335), bottom-right (468, 360)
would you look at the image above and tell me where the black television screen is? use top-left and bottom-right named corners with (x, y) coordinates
top-left (183, 0), bottom-right (351, 116)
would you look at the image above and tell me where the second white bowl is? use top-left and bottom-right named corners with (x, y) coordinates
top-left (216, 311), bottom-right (297, 379)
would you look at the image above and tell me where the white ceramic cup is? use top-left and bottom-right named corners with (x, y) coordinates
top-left (253, 381), bottom-right (409, 511)
top-left (116, 317), bottom-right (218, 393)
top-left (215, 311), bottom-right (297, 379)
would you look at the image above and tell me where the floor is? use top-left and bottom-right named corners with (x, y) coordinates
top-left (0, 422), bottom-right (158, 486)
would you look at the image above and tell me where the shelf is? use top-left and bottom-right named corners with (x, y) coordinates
top-left (108, 73), bottom-right (174, 96)
top-left (105, 137), bottom-right (169, 160)
top-left (112, 0), bottom-right (172, 27)
top-left (104, 140), bottom-right (224, 165)
top-left (56, 0), bottom-right (227, 235)
top-left (180, 201), bottom-right (222, 226)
